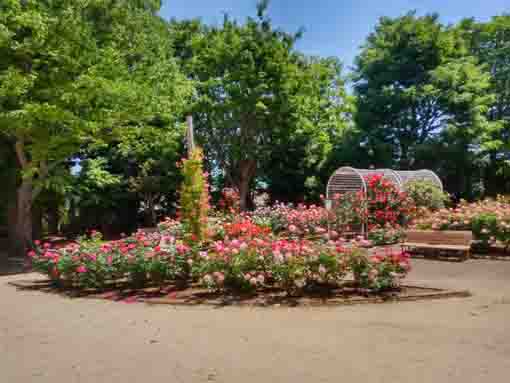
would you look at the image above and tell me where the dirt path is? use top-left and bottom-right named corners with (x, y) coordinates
top-left (1, 259), bottom-right (510, 383)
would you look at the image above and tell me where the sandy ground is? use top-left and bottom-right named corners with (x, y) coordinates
top-left (1, 259), bottom-right (510, 383)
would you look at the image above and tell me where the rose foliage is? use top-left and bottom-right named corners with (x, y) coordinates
top-left (29, 225), bottom-right (411, 294)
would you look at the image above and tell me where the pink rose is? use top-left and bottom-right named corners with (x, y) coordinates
top-left (76, 265), bottom-right (87, 274)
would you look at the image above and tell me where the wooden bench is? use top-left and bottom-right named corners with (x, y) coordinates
top-left (402, 230), bottom-right (473, 261)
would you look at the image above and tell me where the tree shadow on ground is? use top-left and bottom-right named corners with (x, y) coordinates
top-left (0, 256), bottom-right (30, 276)
top-left (6, 277), bottom-right (471, 307)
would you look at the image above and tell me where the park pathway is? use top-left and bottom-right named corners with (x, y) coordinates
top-left (1, 259), bottom-right (510, 383)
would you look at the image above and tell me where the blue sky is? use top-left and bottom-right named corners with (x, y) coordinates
top-left (160, 0), bottom-right (509, 71)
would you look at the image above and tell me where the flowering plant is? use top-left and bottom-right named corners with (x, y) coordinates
top-left (413, 196), bottom-right (510, 250)
top-left (250, 203), bottom-right (329, 237)
top-left (222, 218), bottom-right (272, 240)
top-left (349, 248), bottom-right (411, 291)
top-left (367, 225), bottom-right (405, 246)
top-left (29, 230), bottom-right (193, 289)
top-left (217, 187), bottom-right (241, 215)
top-left (158, 217), bottom-right (184, 239)
top-left (365, 174), bottom-right (414, 228)
top-left (328, 175), bottom-right (415, 244)
top-left (329, 191), bottom-right (367, 232)
top-left (178, 148), bottom-right (209, 244)
top-left (195, 240), bottom-right (269, 292)
top-left (413, 197), bottom-right (510, 231)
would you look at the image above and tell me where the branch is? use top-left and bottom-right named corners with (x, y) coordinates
top-left (32, 160), bottom-right (65, 202)
top-left (15, 139), bottom-right (28, 169)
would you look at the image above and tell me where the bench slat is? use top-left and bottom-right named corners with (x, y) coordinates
top-left (403, 243), bottom-right (470, 251)
top-left (405, 230), bottom-right (472, 247)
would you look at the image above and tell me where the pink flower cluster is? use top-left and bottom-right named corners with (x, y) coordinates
top-left (197, 236), bottom-right (409, 293)
top-left (29, 230), bottom-right (192, 289)
top-left (414, 197), bottom-right (510, 231)
top-left (250, 203), bottom-right (329, 237)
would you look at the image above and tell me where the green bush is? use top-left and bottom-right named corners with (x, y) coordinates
top-left (471, 213), bottom-right (499, 250)
top-left (405, 180), bottom-right (449, 211)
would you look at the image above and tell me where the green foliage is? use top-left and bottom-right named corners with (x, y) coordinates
top-left (0, 0), bottom-right (192, 243)
top-left (353, 12), bottom-right (500, 199)
top-left (348, 250), bottom-right (411, 291)
top-left (405, 180), bottom-right (449, 211)
top-left (460, 16), bottom-right (510, 194)
top-left (471, 213), bottom-right (499, 250)
top-left (3, 0), bottom-right (510, 242)
top-left (171, 3), bottom-right (352, 206)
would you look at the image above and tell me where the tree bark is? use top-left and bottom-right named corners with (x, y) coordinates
top-left (13, 178), bottom-right (33, 258)
top-left (12, 139), bottom-right (33, 258)
top-left (47, 202), bottom-right (59, 234)
top-left (239, 178), bottom-right (250, 212)
top-left (32, 204), bottom-right (43, 241)
top-left (7, 196), bottom-right (17, 261)
top-left (237, 159), bottom-right (256, 211)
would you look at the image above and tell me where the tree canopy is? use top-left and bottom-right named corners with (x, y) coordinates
top-left (1, 1), bottom-right (509, 259)
top-left (0, 0), bottom-right (192, 256)
top-left (171, 3), bottom-right (352, 208)
top-left (353, 12), bottom-right (506, 198)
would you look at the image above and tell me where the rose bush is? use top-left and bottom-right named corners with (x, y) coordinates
top-left (413, 196), bottom-right (510, 250)
top-left (217, 187), bottom-right (241, 215)
top-left (349, 248), bottom-right (411, 291)
top-left (328, 175), bottom-right (415, 245)
top-left (29, 230), bottom-right (193, 289)
top-left (29, 233), bottom-right (411, 294)
top-left (250, 203), bottom-right (329, 237)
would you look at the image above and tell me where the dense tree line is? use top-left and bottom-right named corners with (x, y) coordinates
top-left (1, 0), bottom-right (509, 259)
top-left (352, 12), bottom-right (509, 200)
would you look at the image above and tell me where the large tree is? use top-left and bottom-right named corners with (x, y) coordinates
top-left (0, 0), bottom-right (191, 257)
top-left (172, 1), bottom-right (351, 208)
top-left (353, 12), bottom-right (497, 197)
top-left (458, 16), bottom-right (510, 194)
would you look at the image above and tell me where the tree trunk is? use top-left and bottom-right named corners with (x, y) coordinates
top-left (239, 178), bottom-right (250, 212)
top-left (32, 204), bottom-right (43, 241)
top-left (47, 202), bottom-right (59, 235)
top-left (5, 171), bottom-right (18, 263)
top-left (13, 178), bottom-right (33, 258)
top-left (144, 194), bottom-right (157, 227)
top-left (237, 159), bottom-right (256, 211)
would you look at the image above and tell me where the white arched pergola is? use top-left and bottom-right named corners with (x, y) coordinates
top-left (325, 167), bottom-right (443, 235)
top-left (326, 167), bottom-right (443, 200)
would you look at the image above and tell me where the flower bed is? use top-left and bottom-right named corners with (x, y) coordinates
top-left (413, 196), bottom-right (510, 250)
top-left (28, 152), bottom-right (414, 297)
top-left (29, 229), bottom-right (411, 295)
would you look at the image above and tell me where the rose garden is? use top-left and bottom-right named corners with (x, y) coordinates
top-left (3, 2), bottom-right (510, 381)
top-left (20, 146), bottom-right (509, 306)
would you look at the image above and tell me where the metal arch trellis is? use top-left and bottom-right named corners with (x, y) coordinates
top-left (325, 167), bottom-right (443, 236)
top-left (326, 166), bottom-right (368, 199)
top-left (326, 167), bottom-right (368, 235)
top-left (396, 170), bottom-right (444, 192)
